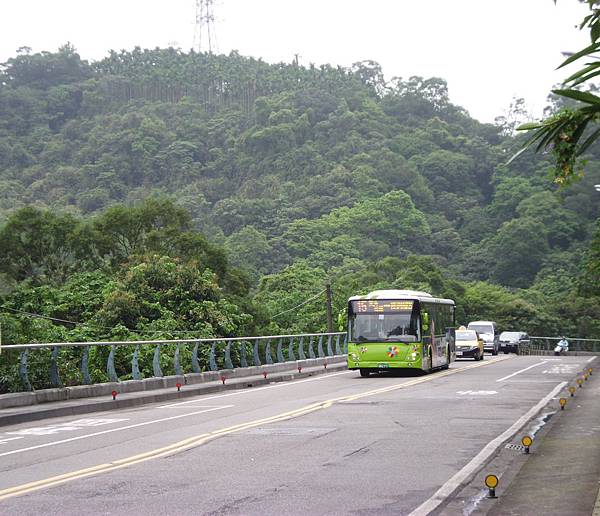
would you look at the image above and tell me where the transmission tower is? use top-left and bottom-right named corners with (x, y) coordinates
top-left (194, 0), bottom-right (218, 53)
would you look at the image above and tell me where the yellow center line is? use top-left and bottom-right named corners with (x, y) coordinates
top-left (0, 356), bottom-right (510, 501)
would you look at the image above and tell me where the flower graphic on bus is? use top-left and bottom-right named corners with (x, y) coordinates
top-left (360, 347), bottom-right (368, 354)
top-left (387, 346), bottom-right (398, 358)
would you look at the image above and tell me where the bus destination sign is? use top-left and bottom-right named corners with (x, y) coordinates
top-left (352, 300), bottom-right (414, 313)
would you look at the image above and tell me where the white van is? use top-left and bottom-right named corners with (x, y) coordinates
top-left (467, 321), bottom-right (499, 355)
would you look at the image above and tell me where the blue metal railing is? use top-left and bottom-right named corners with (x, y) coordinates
top-left (0, 333), bottom-right (348, 393)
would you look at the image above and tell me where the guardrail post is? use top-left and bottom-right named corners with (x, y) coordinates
top-left (50, 346), bottom-right (62, 387)
top-left (309, 336), bottom-right (316, 358)
top-left (153, 344), bottom-right (163, 377)
top-left (107, 345), bottom-right (119, 382)
top-left (19, 350), bottom-right (32, 391)
top-left (277, 338), bottom-right (284, 363)
top-left (288, 337), bottom-right (296, 361)
top-left (192, 343), bottom-right (201, 373)
top-left (298, 336), bottom-right (306, 360)
top-left (343, 333), bottom-right (348, 353)
top-left (240, 341), bottom-right (248, 368)
top-left (253, 340), bottom-right (261, 366)
top-left (224, 340), bottom-right (234, 369)
top-left (335, 334), bottom-right (342, 355)
top-left (132, 345), bottom-right (141, 380)
top-left (327, 335), bottom-right (333, 356)
top-left (81, 346), bottom-right (91, 385)
top-left (174, 343), bottom-right (182, 376)
top-left (209, 342), bottom-right (218, 371)
top-left (265, 338), bottom-right (273, 364)
top-left (317, 335), bottom-right (324, 358)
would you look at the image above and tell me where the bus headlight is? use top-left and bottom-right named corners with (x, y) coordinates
top-left (351, 353), bottom-right (359, 361)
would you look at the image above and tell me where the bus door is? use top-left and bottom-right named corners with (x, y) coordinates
top-left (421, 306), bottom-right (436, 368)
top-left (423, 304), bottom-right (444, 367)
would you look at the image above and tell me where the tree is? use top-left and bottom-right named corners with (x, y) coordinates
top-left (95, 255), bottom-right (251, 338)
top-left (0, 207), bottom-right (85, 284)
top-left (489, 218), bottom-right (550, 287)
top-left (579, 218), bottom-right (600, 297)
top-left (513, 2), bottom-right (600, 185)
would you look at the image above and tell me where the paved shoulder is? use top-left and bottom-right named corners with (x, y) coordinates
top-left (489, 362), bottom-right (600, 516)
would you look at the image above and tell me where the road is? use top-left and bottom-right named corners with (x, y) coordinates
top-left (0, 354), bottom-right (594, 515)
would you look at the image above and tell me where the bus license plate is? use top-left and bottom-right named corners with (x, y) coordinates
top-left (378, 363), bottom-right (389, 369)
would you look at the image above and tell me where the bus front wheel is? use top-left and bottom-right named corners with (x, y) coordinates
top-left (359, 369), bottom-right (370, 377)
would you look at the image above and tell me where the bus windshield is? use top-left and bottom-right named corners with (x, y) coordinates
top-left (349, 300), bottom-right (420, 342)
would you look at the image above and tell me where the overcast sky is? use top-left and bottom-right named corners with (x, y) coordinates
top-left (0, 0), bottom-right (591, 123)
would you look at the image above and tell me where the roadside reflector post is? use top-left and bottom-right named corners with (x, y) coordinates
top-left (521, 436), bottom-right (533, 454)
top-left (485, 474), bottom-right (499, 498)
top-left (111, 390), bottom-right (118, 401)
top-left (559, 398), bottom-right (567, 410)
top-left (568, 386), bottom-right (576, 397)
top-left (221, 376), bottom-right (226, 385)
top-left (176, 382), bottom-right (182, 392)
top-left (577, 378), bottom-right (584, 388)
top-left (263, 372), bottom-right (268, 379)
top-left (324, 361), bottom-right (328, 370)
top-left (298, 366), bottom-right (302, 374)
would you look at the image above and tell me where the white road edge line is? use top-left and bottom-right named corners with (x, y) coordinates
top-left (408, 381), bottom-right (567, 516)
top-left (0, 405), bottom-right (233, 458)
top-left (159, 370), bottom-right (353, 408)
top-left (496, 361), bottom-right (546, 382)
top-left (587, 357), bottom-right (597, 363)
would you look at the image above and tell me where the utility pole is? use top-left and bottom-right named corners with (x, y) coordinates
top-left (326, 283), bottom-right (333, 333)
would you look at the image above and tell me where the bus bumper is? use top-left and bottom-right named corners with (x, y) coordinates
top-left (348, 360), bottom-right (422, 370)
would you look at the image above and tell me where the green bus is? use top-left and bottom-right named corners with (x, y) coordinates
top-left (347, 289), bottom-right (456, 376)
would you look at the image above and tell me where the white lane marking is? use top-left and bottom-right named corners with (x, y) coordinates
top-left (4, 418), bottom-right (128, 437)
top-left (159, 370), bottom-right (353, 408)
top-left (496, 380), bottom-right (562, 384)
top-left (456, 391), bottom-right (497, 396)
top-left (543, 364), bottom-right (578, 374)
top-left (408, 381), bottom-right (567, 516)
top-left (496, 361), bottom-right (546, 382)
top-left (587, 357), bottom-right (597, 363)
top-left (0, 437), bottom-right (24, 445)
top-left (0, 405), bottom-right (232, 458)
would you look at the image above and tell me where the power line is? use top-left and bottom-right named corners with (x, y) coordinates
top-left (0, 305), bottom-right (201, 336)
top-left (271, 289), bottom-right (326, 319)
top-left (0, 306), bottom-right (81, 326)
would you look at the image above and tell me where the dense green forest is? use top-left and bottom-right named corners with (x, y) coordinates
top-left (1, 44), bottom-right (600, 390)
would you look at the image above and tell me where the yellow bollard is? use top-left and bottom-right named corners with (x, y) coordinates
top-left (485, 474), bottom-right (499, 498)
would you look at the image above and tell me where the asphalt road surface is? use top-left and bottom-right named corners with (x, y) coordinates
top-left (0, 354), bottom-right (594, 515)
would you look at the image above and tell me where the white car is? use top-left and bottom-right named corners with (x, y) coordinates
top-left (467, 321), bottom-right (499, 355)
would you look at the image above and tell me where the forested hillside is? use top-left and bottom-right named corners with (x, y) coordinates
top-left (1, 44), bottom-right (600, 367)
